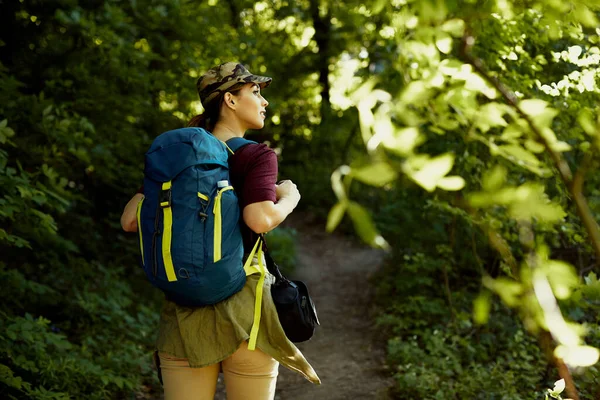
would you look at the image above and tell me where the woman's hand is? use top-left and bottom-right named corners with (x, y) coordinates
top-left (120, 193), bottom-right (144, 232)
top-left (276, 180), bottom-right (300, 203)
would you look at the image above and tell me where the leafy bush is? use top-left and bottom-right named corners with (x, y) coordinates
top-left (266, 227), bottom-right (298, 276)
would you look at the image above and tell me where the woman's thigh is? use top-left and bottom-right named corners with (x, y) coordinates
top-left (222, 342), bottom-right (279, 400)
top-left (159, 352), bottom-right (220, 400)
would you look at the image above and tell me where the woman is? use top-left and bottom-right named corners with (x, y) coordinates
top-left (120, 62), bottom-right (320, 400)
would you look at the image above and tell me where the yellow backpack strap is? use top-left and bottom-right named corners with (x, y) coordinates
top-left (161, 181), bottom-right (177, 282)
top-left (245, 237), bottom-right (265, 351)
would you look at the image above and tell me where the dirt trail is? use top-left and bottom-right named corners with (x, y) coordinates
top-left (211, 213), bottom-right (393, 400)
top-left (271, 214), bottom-right (393, 400)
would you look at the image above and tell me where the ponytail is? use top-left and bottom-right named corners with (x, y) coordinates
top-left (188, 113), bottom-right (209, 128)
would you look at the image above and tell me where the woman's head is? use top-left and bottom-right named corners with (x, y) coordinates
top-left (189, 62), bottom-right (271, 131)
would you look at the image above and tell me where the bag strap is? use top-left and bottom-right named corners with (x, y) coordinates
top-left (226, 137), bottom-right (258, 154)
top-left (259, 233), bottom-right (286, 282)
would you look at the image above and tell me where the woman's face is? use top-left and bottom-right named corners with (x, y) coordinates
top-left (231, 83), bottom-right (269, 130)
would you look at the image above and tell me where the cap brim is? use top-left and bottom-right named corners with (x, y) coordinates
top-left (247, 74), bottom-right (272, 89)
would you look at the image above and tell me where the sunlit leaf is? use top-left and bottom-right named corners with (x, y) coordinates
top-left (578, 109), bottom-right (598, 136)
top-left (331, 166), bottom-right (351, 201)
top-left (383, 127), bottom-right (424, 156)
top-left (555, 345), bottom-right (600, 367)
top-left (550, 141), bottom-right (572, 152)
top-left (483, 276), bottom-right (523, 307)
top-left (372, 0), bottom-right (387, 14)
top-left (400, 81), bottom-right (431, 105)
top-left (350, 162), bottom-right (398, 187)
top-left (531, 107), bottom-right (559, 129)
top-left (347, 201), bottom-right (389, 249)
top-left (437, 176), bottom-right (465, 191)
top-left (543, 260), bottom-right (579, 299)
top-left (573, 4), bottom-right (599, 27)
top-left (326, 201), bottom-right (347, 233)
top-left (473, 291), bottom-right (491, 325)
top-left (497, 144), bottom-right (540, 166)
top-left (435, 33), bottom-right (453, 54)
top-left (410, 153), bottom-right (455, 192)
top-left (524, 139), bottom-right (545, 153)
top-left (501, 123), bottom-right (524, 141)
top-left (519, 99), bottom-right (548, 117)
top-left (510, 198), bottom-right (566, 223)
top-left (476, 103), bottom-right (509, 132)
top-left (440, 19), bottom-right (465, 37)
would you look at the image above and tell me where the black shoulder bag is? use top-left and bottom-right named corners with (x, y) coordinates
top-left (261, 235), bottom-right (320, 343)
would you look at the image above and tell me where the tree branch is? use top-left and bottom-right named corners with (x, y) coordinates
top-left (460, 34), bottom-right (600, 269)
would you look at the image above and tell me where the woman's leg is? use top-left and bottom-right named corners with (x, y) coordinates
top-left (222, 341), bottom-right (279, 400)
top-left (159, 352), bottom-right (220, 400)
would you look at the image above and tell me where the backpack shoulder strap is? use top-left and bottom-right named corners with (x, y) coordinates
top-left (226, 137), bottom-right (258, 154)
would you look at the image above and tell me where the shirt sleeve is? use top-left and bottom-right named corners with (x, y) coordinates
top-left (239, 144), bottom-right (278, 207)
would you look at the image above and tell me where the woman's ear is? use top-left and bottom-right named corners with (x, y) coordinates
top-left (224, 92), bottom-right (236, 110)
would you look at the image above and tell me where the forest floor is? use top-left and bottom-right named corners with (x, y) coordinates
top-left (269, 213), bottom-right (393, 400)
top-left (153, 212), bottom-right (394, 399)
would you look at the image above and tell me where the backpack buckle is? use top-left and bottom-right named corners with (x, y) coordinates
top-left (159, 188), bottom-right (172, 208)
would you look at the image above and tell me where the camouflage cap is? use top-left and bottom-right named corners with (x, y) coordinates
top-left (197, 62), bottom-right (272, 108)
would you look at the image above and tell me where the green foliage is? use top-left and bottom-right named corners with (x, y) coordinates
top-left (266, 227), bottom-right (299, 276)
top-left (327, 0), bottom-right (600, 398)
top-left (4, 0), bottom-right (600, 397)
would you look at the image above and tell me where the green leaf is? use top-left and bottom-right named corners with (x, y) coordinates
top-left (400, 81), bottom-right (431, 105)
top-left (435, 33), bottom-right (453, 54)
top-left (440, 19), bottom-right (465, 37)
top-left (482, 165), bottom-right (506, 192)
top-left (372, 0), bottom-right (387, 14)
top-left (543, 260), bottom-right (579, 299)
top-left (0, 363), bottom-right (23, 389)
top-left (347, 201), bottom-right (389, 249)
top-left (573, 4), bottom-right (599, 27)
top-left (436, 176), bottom-right (465, 191)
top-left (549, 140), bottom-right (571, 152)
top-left (524, 139), bottom-right (545, 153)
top-left (383, 127), bottom-right (424, 156)
top-left (0, 119), bottom-right (6, 129)
top-left (519, 99), bottom-right (548, 117)
top-left (497, 144), bottom-right (540, 166)
top-left (410, 153), bottom-right (455, 192)
top-left (326, 201), bottom-right (347, 233)
top-left (350, 162), bottom-right (398, 187)
top-left (483, 276), bottom-right (522, 307)
top-left (578, 109), bottom-right (598, 136)
top-left (476, 103), bottom-right (509, 132)
top-left (473, 291), bottom-right (491, 325)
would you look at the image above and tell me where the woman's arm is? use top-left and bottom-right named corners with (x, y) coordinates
top-left (243, 180), bottom-right (300, 233)
top-left (120, 193), bottom-right (144, 232)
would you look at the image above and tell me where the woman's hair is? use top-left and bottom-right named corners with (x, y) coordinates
top-left (188, 83), bottom-right (246, 130)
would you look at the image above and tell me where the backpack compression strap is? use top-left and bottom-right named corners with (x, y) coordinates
top-left (161, 181), bottom-right (177, 282)
top-left (243, 237), bottom-right (265, 351)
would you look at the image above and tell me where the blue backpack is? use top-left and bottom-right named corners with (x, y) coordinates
top-left (136, 127), bottom-right (256, 306)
